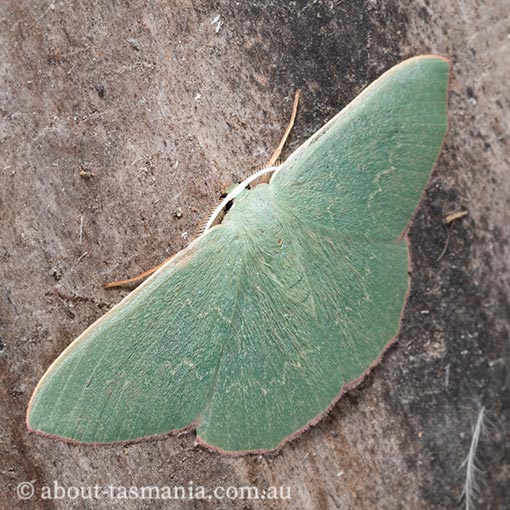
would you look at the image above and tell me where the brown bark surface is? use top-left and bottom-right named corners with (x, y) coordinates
top-left (1, 1), bottom-right (508, 509)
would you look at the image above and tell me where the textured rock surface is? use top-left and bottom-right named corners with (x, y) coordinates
top-left (0, 1), bottom-right (508, 509)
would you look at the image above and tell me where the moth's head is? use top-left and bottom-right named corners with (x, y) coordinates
top-left (203, 166), bottom-right (278, 233)
top-left (221, 182), bottom-right (241, 197)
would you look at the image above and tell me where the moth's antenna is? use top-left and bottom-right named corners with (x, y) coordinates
top-left (267, 89), bottom-right (301, 167)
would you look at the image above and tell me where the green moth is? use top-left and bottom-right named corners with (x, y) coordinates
top-left (27, 55), bottom-right (450, 455)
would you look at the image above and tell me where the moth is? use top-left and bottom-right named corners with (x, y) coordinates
top-left (27, 55), bottom-right (450, 455)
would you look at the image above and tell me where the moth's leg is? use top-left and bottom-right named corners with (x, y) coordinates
top-left (103, 257), bottom-right (173, 288)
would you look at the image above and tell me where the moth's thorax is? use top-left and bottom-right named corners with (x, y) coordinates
top-left (221, 185), bottom-right (284, 242)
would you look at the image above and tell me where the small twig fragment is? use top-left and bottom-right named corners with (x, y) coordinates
top-left (79, 214), bottom-right (84, 244)
top-left (445, 210), bottom-right (468, 224)
top-left (436, 229), bottom-right (450, 262)
top-left (77, 251), bottom-right (89, 264)
top-left (27, 0), bottom-right (56, 30)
